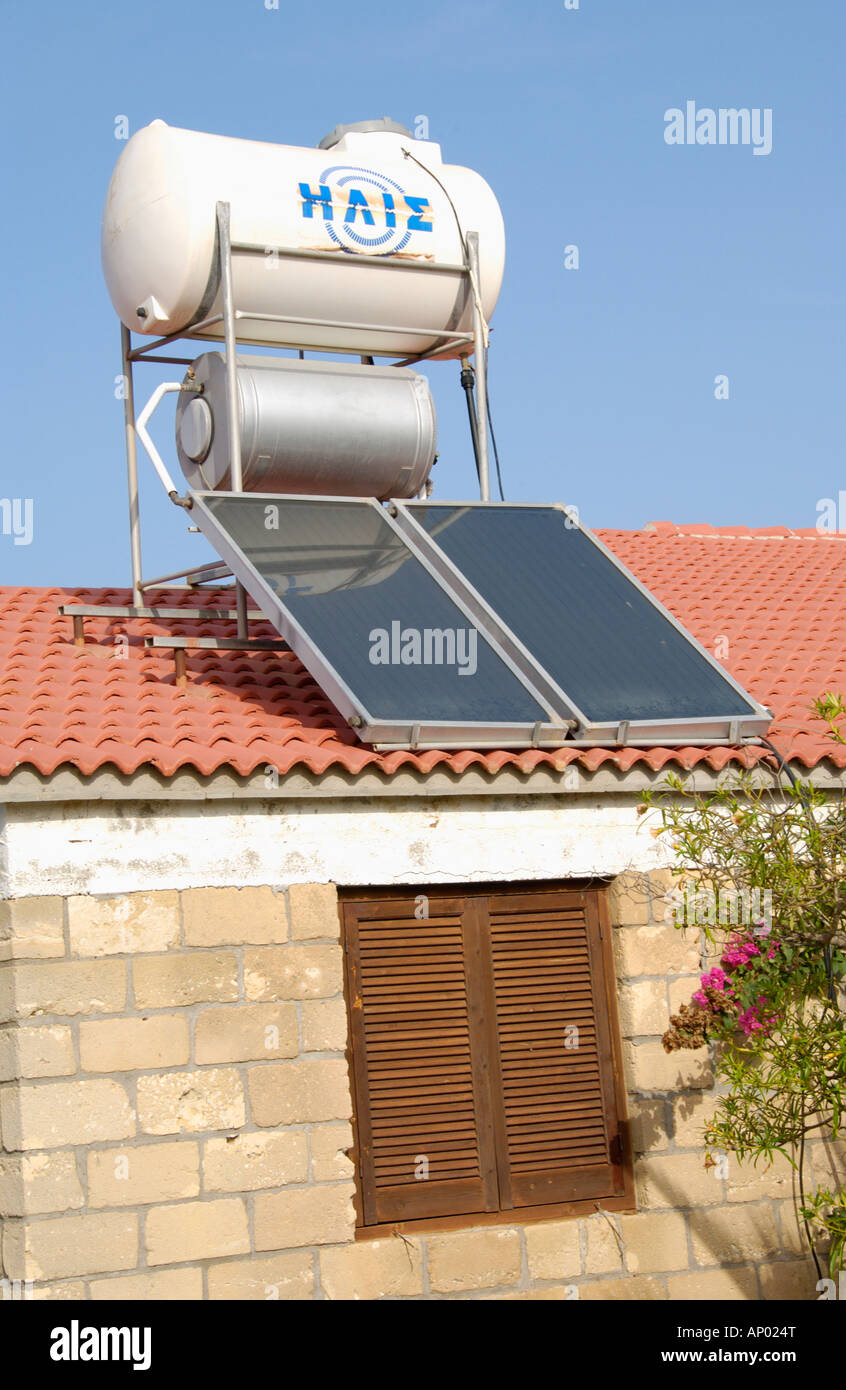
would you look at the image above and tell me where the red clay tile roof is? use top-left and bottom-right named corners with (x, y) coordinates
top-left (2, 526), bottom-right (845, 782)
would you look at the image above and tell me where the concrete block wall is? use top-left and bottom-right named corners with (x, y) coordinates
top-left (1, 875), bottom-right (840, 1300)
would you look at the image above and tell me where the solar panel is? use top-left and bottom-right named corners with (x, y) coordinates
top-left (189, 493), bottom-right (571, 747)
top-left (189, 492), bottom-right (770, 749)
top-left (392, 502), bottom-right (771, 745)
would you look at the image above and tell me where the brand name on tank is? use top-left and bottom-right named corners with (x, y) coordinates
top-left (298, 182), bottom-right (433, 232)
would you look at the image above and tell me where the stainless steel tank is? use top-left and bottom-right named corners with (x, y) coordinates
top-left (175, 353), bottom-right (437, 499)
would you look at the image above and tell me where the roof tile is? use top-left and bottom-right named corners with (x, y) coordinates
top-left (2, 527), bottom-right (846, 783)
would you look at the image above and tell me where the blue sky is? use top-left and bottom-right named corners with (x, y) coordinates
top-left (1, 0), bottom-right (844, 586)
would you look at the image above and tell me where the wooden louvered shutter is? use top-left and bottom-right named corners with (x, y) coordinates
top-left (483, 889), bottom-right (626, 1209)
top-left (342, 885), bottom-right (629, 1228)
top-left (343, 895), bottom-right (499, 1225)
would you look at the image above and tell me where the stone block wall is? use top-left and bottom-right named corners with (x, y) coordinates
top-left (0, 884), bottom-right (354, 1299)
top-left (1, 874), bottom-right (841, 1300)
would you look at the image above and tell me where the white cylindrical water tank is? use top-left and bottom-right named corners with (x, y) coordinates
top-left (174, 353), bottom-right (437, 499)
top-left (101, 120), bottom-right (505, 357)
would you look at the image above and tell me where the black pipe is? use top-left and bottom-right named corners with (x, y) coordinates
top-left (460, 361), bottom-right (482, 485)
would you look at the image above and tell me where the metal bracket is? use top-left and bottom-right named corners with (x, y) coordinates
top-left (143, 636), bottom-right (290, 652)
top-left (144, 633), bottom-right (291, 688)
top-left (140, 560), bottom-right (231, 590)
top-left (59, 601), bottom-right (267, 651)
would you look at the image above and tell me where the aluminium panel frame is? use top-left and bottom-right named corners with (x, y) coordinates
top-left (187, 490), bottom-right (574, 750)
top-left (390, 499), bottom-right (773, 746)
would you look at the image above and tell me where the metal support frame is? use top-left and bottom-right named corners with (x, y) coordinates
top-left (128, 314), bottom-right (473, 365)
top-left (59, 602), bottom-right (269, 656)
top-left (141, 560), bottom-right (231, 588)
top-left (146, 632), bottom-right (291, 689)
top-left (216, 204), bottom-right (243, 495)
top-left (215, 201), bottom-right (249, 638)
top-left (60, 603), bottom-right (254, 623)
top-left (112, 203), bottom-right (493, 677)
top-left (121, 324), bottom-right (143, 606)
top-left (145, 636), bottom-right (290, 651)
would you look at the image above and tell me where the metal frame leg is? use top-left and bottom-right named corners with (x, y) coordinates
top-left (121, 324), bottom-right (143, 605)
top-left (216, 200), bottom-right (249, 637)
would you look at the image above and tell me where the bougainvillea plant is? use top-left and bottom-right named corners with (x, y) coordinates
top-left (663, 932), bottom-right (782, 1050)
top-left (643, 695), bottom-right (846, 1280)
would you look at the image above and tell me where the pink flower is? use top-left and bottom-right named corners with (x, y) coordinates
top-left (737, 995), bottom-right (778, 1037)
top-left (701, 966), bottom-right (730, 991)
top-left (720, 933), bottom-right (778, 971)
top-left (693, 966), bottom-right (737, 1013)
top-left (738, 1007), bottom-right (762, 1035)
top-left (721, 946), bottom-right (748, 967)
